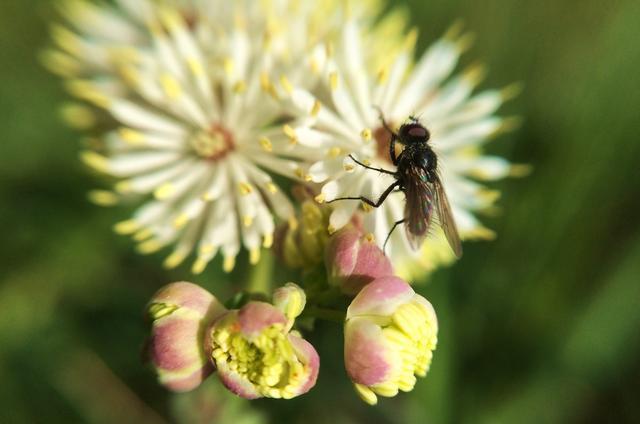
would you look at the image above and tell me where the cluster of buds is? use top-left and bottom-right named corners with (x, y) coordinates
top-left (146, 223), bottom-right (438, 405)
top-left (274, 188), bottom-right (332, 269)
top-left (146, 282), bottom-right (318, 399)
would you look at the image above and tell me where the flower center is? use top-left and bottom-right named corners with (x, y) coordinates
top-left (373, 124), bottom-right (401, 165)
top-left (190, 124), bottom-right (235, 160)
top-left (210, 323), bottom-right (307, 399)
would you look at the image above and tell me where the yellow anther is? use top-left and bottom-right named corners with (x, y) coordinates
top-left (500, 82), bottom-right (524, 101)
top-left (327, 147), bottom-right (342, 158)
top-left (191, 257), bottom-right (208, 275)
top-left (283, 124), bottom-right (297, 143)
top-left (310, 100), bottom-right (321, 117)
top-left (80, 151), bottom-right (108, 173)
top-left (263, 233), bottom-right (274, 248)
top-left (497, 116), bottom-right (523, 134)
top-left (397, 374), bottom-right (417, 392)
top-left (154, 183), bottom-right (175, 200)
top-left (133, 227), bottom-right (154, 242)
top-left (199, 244), bottom-right (216, 255)
top-left (87, 190), bottom-right (118, 206)
top-left (354, 384), bottom-right (378, 405)
top-left (466, 226), bottom-right (496, 241)
top-left (456, 33), bottom-right (476, 54)
top-left (51, 24), bottom-right (81, 54)
top-left (403, 28), bottom-right (419, 51)
top-left (360, 128), bottom-right (372, 141)
top-left (376, 67), bottom-right (388, 84)
top-left (294, 167), bottom-right (306, 179)
top-left (187, 57), bottom-right (204, 76)
top-left (444, 20), bottom-right (465, 41)
top-left (113, 219), bottom-right (138, 235)
top-left (249, 248), bottom-right (261, 265)
top-left (163, 250), bottom-right (187, 269)
top-left (259, 136), bottom-right (273, 152)
top-left (238, 182), bottom-right (253, 195)
top-left (223, 255), bottom-right (236, 273)
top-left (373, 382), bottom-right (399, 397)
top-left (280, 75), bottom-right (293, 93)
top-left (309, 58), bottom-right (320, 74)
top-left (327, 224), bottom-right (337, 235)
top-left (114, 180), bottom-right (132, 194)
top-left (137, 239), bottom-right (163, 254)
top-left (478, 189), bottom-right (501, 203)
top-left (314, 193), bottom-right (325, 203)
top-left (160, 73), bottom-right (181, 99)
top-left (232, 80), bottom-right (247, 93)
top-left (265, 182), bottom-right (278, 193)
top-left (260, 72), bottom-right (279, 99)
top-left (173, 213), bottom-right (190, 229)
top-left (118, 127), bottom-right (144, 145)
top-left (509, 164), bottom-right (532, 177)
top-left (463, 63), bottom-right (487, 86)
top-left (60, 103), bottom-right (95, 129)
top-left (223, 57), bottom-right (234, 75)
top-left (243, 215), bottom-right (254, 227)
top-left (329, 72), bottom-right (338, 90)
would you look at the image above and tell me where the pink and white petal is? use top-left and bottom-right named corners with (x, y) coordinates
top-left (158, 365), bottom-right (213, 392)
top-left (217, 363), bottom-right (262, 400)
top-left (237, 302), bottom-right (287, 339)
top-left (149, 281), bottom-right (217, 317)
top-left (348, 240), bottom-right (394, 290)
top-left (326, 226), bottom-right (360, 277)
top-left (288, 334), bottom-right (320, 396)
top-left (344, 317), bottom-right (395, 386)
top-left (347, 277), bottom-right (415, 319)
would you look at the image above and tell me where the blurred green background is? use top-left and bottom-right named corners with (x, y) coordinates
top-left (1, 0), bottom-right (639, 422)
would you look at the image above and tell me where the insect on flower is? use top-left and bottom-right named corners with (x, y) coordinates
top-left (329, 112), bottom-right (463, 257)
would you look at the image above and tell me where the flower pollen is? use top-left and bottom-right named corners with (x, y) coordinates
top-left (210, 321), bottom-right (305, 399)
top-left (190, 124), bottom-right (235, 160)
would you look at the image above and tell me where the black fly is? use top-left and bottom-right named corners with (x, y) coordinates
top-left (328, 113), bottom-right (462, 257)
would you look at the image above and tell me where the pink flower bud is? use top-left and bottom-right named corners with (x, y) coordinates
top-left (343, 277), bottom-right (438, 405)
top-left (325, 225), bottom-right (394, 295)
top-left (146, 282), bottom-right (226, 392)
top-left (207, 301), bottom-right (319, 399)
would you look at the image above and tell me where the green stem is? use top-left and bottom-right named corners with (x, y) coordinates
top-left (247, 251), bottom-right (274, 295)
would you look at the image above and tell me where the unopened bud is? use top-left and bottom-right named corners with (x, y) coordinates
top-left (325, 225), bottom-right (394, 295)
top-left (146, 282), bottom-right (226, 392)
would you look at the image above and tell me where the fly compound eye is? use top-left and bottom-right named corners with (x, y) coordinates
top-left (401, 123), bottom-right (429, 142)
top-left (408, 126), bottom-right (427, 138)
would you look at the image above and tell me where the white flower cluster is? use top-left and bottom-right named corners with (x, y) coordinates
top-left (45, 0), bottom-right (520, 277)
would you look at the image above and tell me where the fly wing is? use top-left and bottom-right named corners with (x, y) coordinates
top-left (433, 175), bottom-right (463, 257)
top-left (403, 167), bottom-right (434, 250)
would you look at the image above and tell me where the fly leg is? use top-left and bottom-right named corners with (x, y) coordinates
top-left (327, 181), bottom-right (399, 207)
top-left (348, 154), bottom-right (395, 176)
top-left (383, 218), bottom-right (406, 252)
top-left (373, 105), bottom-right (397, 137)
top-left (373, 105), bottom-right (401, 166)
